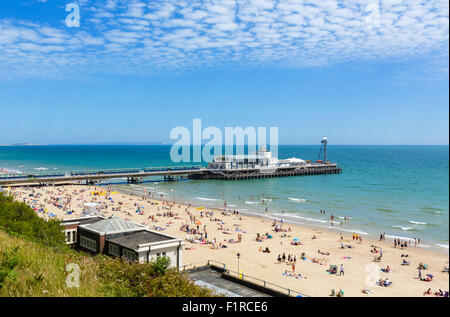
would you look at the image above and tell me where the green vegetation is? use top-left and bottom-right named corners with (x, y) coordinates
top-left (0, 192), bottom-right (214, 297)
top-left (98, 256), bottom-right (213, 297)
top-left (0, 193), bottom-right (66, 249)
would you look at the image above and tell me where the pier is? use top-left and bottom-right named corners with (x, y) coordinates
top-left (0, 166), bottom-right (203, 186)
top-left (0, 163), bottom-right (341, 187)
top-left (189, 163), bottom-right (342, 180)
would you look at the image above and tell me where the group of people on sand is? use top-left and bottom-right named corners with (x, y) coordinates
top-left (393, 237), bottom-right (420, 248)
top-left (283, 270), bottom-right (305, 279)
top-left (377, 278), bottom-right (392, 287)
top-left (256, 232), bottom-right (273, 242)
top-left (330, 288), bottom-right (344, 297)
top-left (318, 249), bottom-right (330, 256)
top-left (352, 232), bottom-right (363, 243)
top-left (271, 219), bottom-right (291, 233)
top-left (277, 253), bottom-right (304, 276)
top-left (424, 288), bottom-right (449, 297)
top-left (13, 185), bottom-right (114, 217)
top-left (277, 253), bottom-right (297, 265)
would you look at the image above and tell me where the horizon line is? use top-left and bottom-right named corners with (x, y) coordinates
top-left (1, 144), bottom-right (449, 147)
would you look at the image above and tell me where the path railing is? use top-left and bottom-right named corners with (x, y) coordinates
top-left (181, 260), bottom-right (309, 297)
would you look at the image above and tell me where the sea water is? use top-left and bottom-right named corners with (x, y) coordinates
top-left (1, 145), bottom-right (448, 250)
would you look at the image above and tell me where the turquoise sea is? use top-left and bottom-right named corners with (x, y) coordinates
top-left (0, 145), bottom-right (448, 251)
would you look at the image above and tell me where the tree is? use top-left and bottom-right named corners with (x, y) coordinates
top-left (150, 256), bottom-right (171, 277)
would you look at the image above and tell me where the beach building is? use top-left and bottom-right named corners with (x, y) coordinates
top-left (190, 139), bottom-right (342, 180)
top-left (82, 202), bottom-right (100, 215)
top-left (60, 215), bottom-right (184, 268)
top-left (277, 157), bottom-right (307, 167)
top-left (208, 146), bottom-right (300, 170)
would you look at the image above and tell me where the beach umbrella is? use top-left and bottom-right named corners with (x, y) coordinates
top-left (293, 238), bottom-right (300, 242)
top-left (197, 220), bottom-right (202, 225)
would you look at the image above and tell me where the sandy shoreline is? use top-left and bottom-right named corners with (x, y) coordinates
top-left (4, 184), bottom-right (449, 297)
top-left (113, 183), bottom-right (449, 255)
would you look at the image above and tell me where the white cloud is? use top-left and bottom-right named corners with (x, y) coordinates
top-left (0, 0), bottom-right (448, 80)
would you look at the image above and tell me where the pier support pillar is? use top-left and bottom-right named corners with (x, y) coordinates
top-left (127, 177), bottom-right (142, 184)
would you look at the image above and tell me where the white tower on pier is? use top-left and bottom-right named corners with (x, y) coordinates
top-left (320, 137), bottom-right (328, 162)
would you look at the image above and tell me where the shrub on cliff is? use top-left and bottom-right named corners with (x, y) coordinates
top-left (0, 193), bottom-right (66, 249)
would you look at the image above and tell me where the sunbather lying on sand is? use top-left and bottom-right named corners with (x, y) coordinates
top-left (381, 265), bottom-right (391, 273)
top-left (377, 278), bottom-right (392, 287)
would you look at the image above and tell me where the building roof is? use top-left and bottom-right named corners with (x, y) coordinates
top-left (82, 215), bottom-right (144, 234)
top-left (214, 154), bottom-right (264, 161)
top-left (61, 216), bottom-right (104, 226)
top-left (107, 230), bottom-right (178, 250)
top-left (284, 157), bottom-right (306, 163)
top-left (84, 202), bottom-right (100, 207)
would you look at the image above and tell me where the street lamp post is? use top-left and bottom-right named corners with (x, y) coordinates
top-left (237, 252), bottom-right (240, 276)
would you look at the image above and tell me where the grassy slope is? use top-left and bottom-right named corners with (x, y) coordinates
top-left (0, 193), bottom-right (214, 297)
top-left (0, 230), bottom-right (101, 296)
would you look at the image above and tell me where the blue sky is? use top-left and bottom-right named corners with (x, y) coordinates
top-left (0, 0), bottom-right (448, 145)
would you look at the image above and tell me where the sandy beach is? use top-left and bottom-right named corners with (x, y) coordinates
top-left (5, 184), bottom-right (449, 297)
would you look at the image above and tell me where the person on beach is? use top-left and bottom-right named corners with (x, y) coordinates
top-left (353, 232), bottom-right (356, 240)
top-left (340, 264), bottom-right (344, 276)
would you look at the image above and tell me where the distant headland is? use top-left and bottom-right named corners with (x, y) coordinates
top-left (0, 143), bottom-right (44, 146)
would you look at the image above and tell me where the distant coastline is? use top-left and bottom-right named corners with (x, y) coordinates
top-left (0, 143), bottom-right (44, 146)
top-left (0, 142), bottom-right (167, 146)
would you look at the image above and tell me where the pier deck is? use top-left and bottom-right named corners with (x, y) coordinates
top-left (0, 166), bottom-right (203, 186)
top-left (0, 163), bottom-right (341, 186)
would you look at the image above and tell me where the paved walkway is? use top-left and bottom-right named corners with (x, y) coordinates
top-left (189, 269), bottom-right (271, 297)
